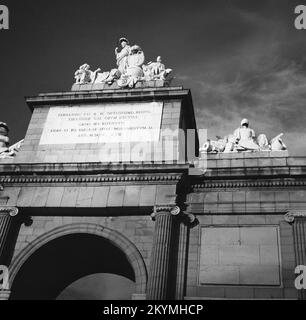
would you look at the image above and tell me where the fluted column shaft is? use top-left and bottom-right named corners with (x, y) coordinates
top-left (293, 217), bottom-right (306, 300)
top-left (0, 212), bottom-right (14, 265)
top-left (147, 210), bottom-right (175, 300)
top-left (0, 207), bottom-right (19, 264)
top-left (175, 221), bottom-right (188, 300)
top-left (0, 208), bottom-right (18, 300)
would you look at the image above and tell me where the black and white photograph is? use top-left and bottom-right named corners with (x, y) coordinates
top-left (0, 0), bottom-right (306, 315)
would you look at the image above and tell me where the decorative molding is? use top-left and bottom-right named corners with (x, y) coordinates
top-left (0, 174), bottom-right (182, 185)
top-left (284, 210), bottom-right (306, 223)
top-left (152, 205), bottom-right (181, 216)
top-left (151, 205), bottom-right (195, 224)
top-left (151, 205), bottom-right (180, 220)
top-left (0, 207), bottom-right (18, 217)
top-left (193, 179), bottom-right (306, 190)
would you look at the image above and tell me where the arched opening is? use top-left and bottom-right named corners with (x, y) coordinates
top-left (10, 233), bottom-right (137, 300)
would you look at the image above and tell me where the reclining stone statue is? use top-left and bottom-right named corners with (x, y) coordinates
top-left (200, 118), bottom-right (288, 154)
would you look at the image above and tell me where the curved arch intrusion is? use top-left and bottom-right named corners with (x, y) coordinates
top-left (9, 224), bottom-right (147, 300)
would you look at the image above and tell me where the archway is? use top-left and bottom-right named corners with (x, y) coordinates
top-left (9, 224), bottom-right (147, 300)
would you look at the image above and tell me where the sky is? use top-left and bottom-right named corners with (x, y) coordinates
top-left (0, 0), bottom-right (306, 154)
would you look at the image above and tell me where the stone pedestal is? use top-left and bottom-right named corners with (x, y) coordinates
top-left (147, 205), bottom-right (180, 300)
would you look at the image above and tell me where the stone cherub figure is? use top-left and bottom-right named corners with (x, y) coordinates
top-left (74, 64), bottom-right (101, 84)
top-left (143, 56), bottom-right (172, 80)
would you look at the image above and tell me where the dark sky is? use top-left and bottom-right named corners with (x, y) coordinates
top-left (1, 0), bottom-right (306, 154)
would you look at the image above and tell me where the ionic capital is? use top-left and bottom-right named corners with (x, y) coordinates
top-left (0, 207), bottom-right (19, 217)
top-left (284, 210), bottom-right (306, 223)
top-left (151, 205), bottom-right (181, 220)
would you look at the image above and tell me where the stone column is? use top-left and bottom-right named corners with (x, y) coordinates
top-left (285, 211), bottom-right (306, 300)
top-left (0, 207), bottom-right (18, 300)
top-left (174, 212), bottom-right (196, 300)
top-left (147, 205), bottom-right (180, 300)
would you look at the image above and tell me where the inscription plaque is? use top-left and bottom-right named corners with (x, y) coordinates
top-left (39, 102), bottom-right (163, 145)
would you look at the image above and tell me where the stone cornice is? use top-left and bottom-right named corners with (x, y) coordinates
top-left (284, 210), bottom-right (306, 223)
top-left (0, 173), bottom-right (184, 185)
top-left (0, 162), bottom-right (190, 174)
top-left (25, 87), bottom-right (190, 110)
top-left (0, 207), bottom-right (18, 217)
top-left (193, 178), bottom-right (306, 190)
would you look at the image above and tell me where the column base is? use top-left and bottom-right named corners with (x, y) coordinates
top-left (132, 293), bottom-right (146, 300)
top-left (0, 290), bottom-right (11, 300)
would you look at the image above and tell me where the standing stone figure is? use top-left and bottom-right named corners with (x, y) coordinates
top-left (115, 37), bottom-right (131, 74)
top-left (233, 118), bottom-right (260, 151)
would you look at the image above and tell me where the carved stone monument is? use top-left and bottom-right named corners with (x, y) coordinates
top-left (0, 37), bottom-right (304, 302)
top-left (72, 37), bottom-right (173, 90)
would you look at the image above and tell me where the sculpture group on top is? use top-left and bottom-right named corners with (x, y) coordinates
top-left (201, 118), bottom-right (287, 154)
top-left (74, 37), bottom-right (173, 88)
top-left (0, 122), bottom-right (24, 159)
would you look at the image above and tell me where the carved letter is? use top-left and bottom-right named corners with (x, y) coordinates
top-left (295, 5), bottom-right (306, 30)
top-left (0, 5), bottom-right (9, 30)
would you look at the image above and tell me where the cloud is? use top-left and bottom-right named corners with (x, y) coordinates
top-left (175, 6), bottom-right (306, 155)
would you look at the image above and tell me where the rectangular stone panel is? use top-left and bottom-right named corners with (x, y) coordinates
top-left (199, 226), bottom-right (281, 286)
